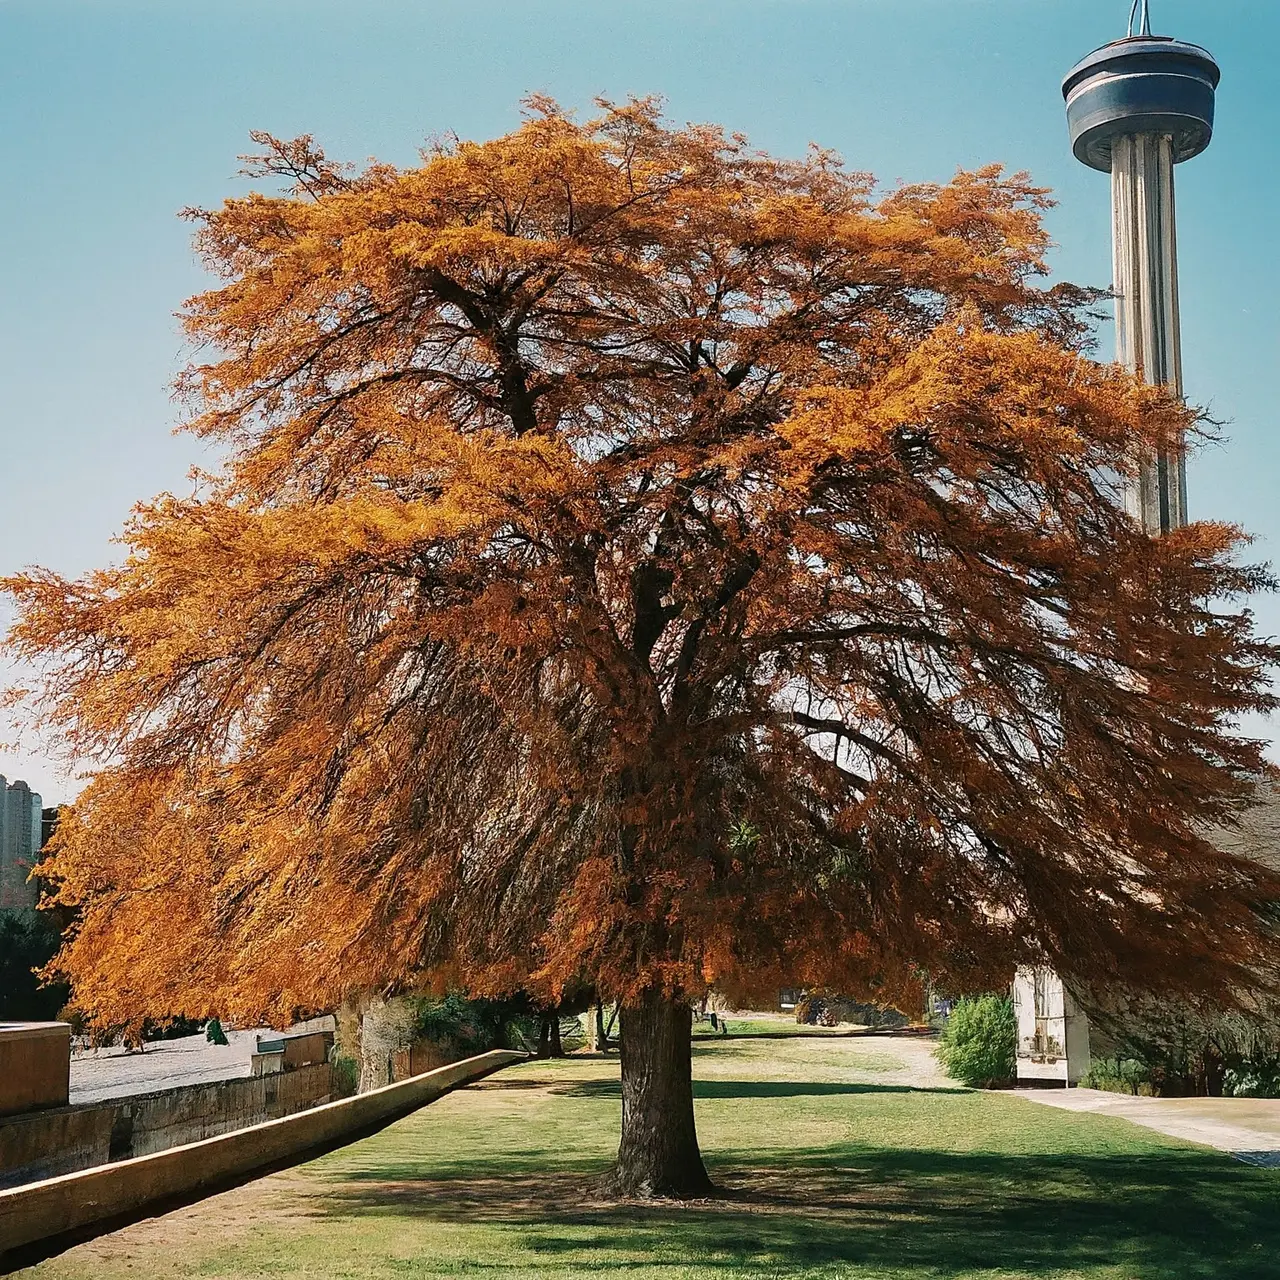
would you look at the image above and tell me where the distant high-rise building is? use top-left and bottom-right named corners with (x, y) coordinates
top-left (0, 776), bottom-right (44, 912)
top-left (41, 806), bottom-right (61, 850)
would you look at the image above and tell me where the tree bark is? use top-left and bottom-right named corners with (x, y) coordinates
top-left (595, 1002), bottom-right (614, 1052)
top-left (537, 1009), bottom-right (566, 1059)
top-left (608, 989), bottom-right (713, 1198)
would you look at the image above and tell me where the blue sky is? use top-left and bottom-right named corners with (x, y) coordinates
top-left (1, 0), bottom-right (1276, 801)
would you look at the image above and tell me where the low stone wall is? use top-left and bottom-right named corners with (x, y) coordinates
top-left (0, 1062), bottom-right (337, 1190)
top-left (392, 1038), bottom-right (469, 1081)
top-left (0, 1025), bottom-right (70, 1119)
top-left (0, 1049), bottom-right (524, 1270)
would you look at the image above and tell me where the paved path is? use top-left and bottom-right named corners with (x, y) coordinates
top-left (69, 1030), bottom-right (269, 1104)
top-left (1020, 1087), bottom-right (1280, 1166)
top-left (864, 1031), bottom-right (953, 1089)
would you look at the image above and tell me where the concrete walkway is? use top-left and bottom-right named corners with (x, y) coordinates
top-left (1020, 1087), bottom-right (1280, 1166)
top-left (69, 1030), bottom-right (270, 1104)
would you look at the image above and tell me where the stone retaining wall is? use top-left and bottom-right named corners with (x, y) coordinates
top-left (0, 1063), bottom-right (337, 1189)
top-left (0, 1025), bottom-right (70, 1119)
top-left (0, 1049), bottom-right (524, 1270)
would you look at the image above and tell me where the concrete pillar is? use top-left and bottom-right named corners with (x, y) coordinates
top-left (1111, 131), bottom-right (1187, 534)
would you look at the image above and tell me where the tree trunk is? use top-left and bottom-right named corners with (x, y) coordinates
top-left (358, 996), bottom-right (411, 1093)
top-left (549, 1012), bottom-right (563, 1058)
top-left (609, 989), bottom-right (713, 1198)
top-left (537, 1014), bottom-right (552, 1059)
top-left (595, 1002), bottom-right (613, 1052)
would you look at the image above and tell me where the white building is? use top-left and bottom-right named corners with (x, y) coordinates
top-left (0, 775), bottom-right (44, 912)
top-left (1012, 967), bottom-right (1092, 1086)
top-left (1013, 784), bottom-right (1280, 1088)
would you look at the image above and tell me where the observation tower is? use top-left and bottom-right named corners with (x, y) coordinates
top-left (1063, 0), bottom-right (1220, 533)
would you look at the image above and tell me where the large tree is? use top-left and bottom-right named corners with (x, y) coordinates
top-left (7, 100), bottom-right (1280, 1196)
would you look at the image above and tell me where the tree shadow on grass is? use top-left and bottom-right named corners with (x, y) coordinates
top-left (469, 1077), bottom-right (572, 1091)
top-left (557, 1079), bottom-right (957, 1099)
top-left (310, 1145), bottom-right (1280, 1279)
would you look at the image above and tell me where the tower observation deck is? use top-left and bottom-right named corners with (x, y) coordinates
top-left (1063, 2), bottom-right (1219, 534)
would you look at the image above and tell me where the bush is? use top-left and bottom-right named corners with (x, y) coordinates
top-left (936, 995), bottom-right (1016, 1088)
top-left (410, 992), bottom-right (480, 1046)
top-left (1223, 1062), bottom-right (1280, 1098)
top-left (1082, 1056), bottom-right (1153, 1096)
top-left (407, 991), bottom-right (546, 1055)
top-left (331, 1055), bottom-right (359, 1097)
top-left (1085, 1002), bottom-right (1280, 1097)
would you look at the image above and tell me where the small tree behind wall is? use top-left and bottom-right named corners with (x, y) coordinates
top-left (8, 99), bottom-right (1280, 1197)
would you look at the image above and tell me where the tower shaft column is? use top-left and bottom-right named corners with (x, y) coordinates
top-left (1111, 131), bottom-right (1187, 533)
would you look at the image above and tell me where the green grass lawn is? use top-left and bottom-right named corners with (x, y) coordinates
top-left (25, 1036), bottom-right (1280, 1280)
top-left (692, 1018), bottom-right (869, 1037)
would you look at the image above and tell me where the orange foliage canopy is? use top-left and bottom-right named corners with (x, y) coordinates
top-left (7, 100), bottom-right (1279, 1029)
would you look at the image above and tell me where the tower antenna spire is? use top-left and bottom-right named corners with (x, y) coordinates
top-left (1128, 0), bottom-right (1153, 37)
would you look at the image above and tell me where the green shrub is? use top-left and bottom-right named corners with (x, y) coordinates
top-left (1086, 1002), bottom-right (1280, 1097)
top-left (1223, 1063), bottom-right (1280, 1098)
top-left (1082, 1056), bottom-right (1153, 1095)
top-left (936, 995), bottom-right (1015, 1088)
top-left (407, 991), bottom-right (546, 1054)
top-left (331, 1055), bottom-right (359, 1098)
top-left (410, 992), bottom-right (479, 1046)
